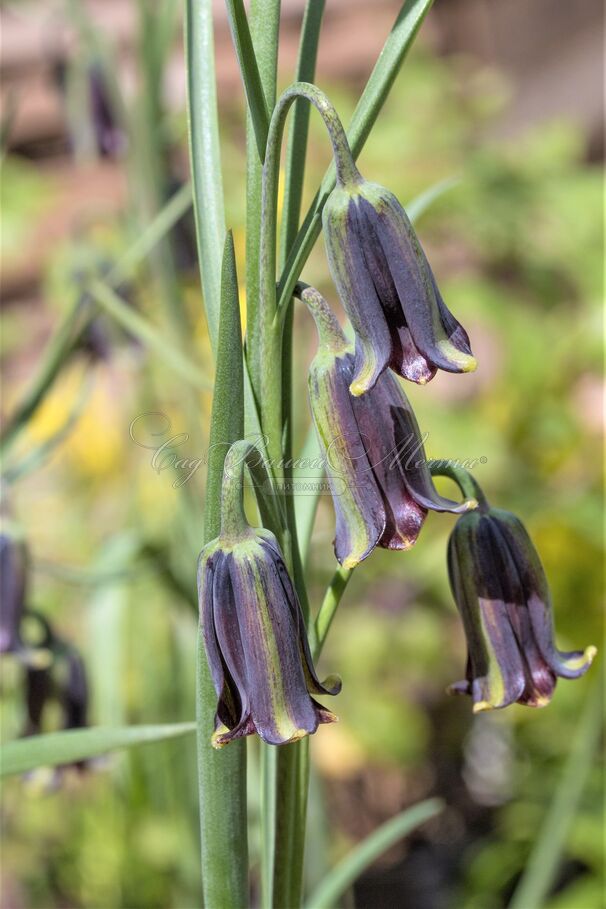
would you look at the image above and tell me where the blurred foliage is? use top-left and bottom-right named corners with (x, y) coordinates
top-left (1, 29), bottom-right (602, 909)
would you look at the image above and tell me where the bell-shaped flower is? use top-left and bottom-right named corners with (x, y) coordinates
top-left (447, 488), bottom-right (596, 712)
top-left (198, 441), bottom-right (340, 748)
top-left (301, 286), bottom-right (476, 568)
top-left (322, 175), bottom-right (476, 395)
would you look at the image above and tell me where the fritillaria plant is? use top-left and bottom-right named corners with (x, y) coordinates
top-left (182, 3), bottom-right (596, 908)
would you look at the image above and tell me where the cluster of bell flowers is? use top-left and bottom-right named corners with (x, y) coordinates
top-left (197, 155), bottom-right (595, 749)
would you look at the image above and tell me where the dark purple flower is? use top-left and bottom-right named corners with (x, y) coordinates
top-left (448, 504), bottom-right (596, 712)
top-left (302, 286), bottom-right (475, 568)
top-left (322, 178), bottom-right (476, 395)
top-left (198, 441), bottom-right (340, 748)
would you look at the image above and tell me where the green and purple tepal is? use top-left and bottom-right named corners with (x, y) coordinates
top-left (322, 164), bottom-right (476, 396)
top-left (301, 286), bottom-right (476, 569)
top-left (447, 484), bottom-right (595, 712)
top-left (197, 441), bottom-right (340, 748)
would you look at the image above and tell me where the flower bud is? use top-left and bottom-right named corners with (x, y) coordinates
top-left (322, 178), bottom-right (476, 395)
top-left (447, 504), bottom-right (596, 712)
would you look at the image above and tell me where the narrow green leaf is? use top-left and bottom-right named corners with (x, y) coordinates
top-left (280, 0), bottom-right (326, 264)
top-left (196, 231), bottom-right (248, 909)
top-left (508, 677), bottom-right (603, 909)
top-left (89, 280), bottom-right (212, 391)
top-left (406, 174), bottom-right (461, 224)
top-left (0, 723), bottom-right (196, 779)
top-left (225, 0), bottom-right (271, 160)
top-left (277, 0), bottom-right (435, 314)
top-left (304, 799), bottom-right (444, 909)
top-left (185, 0), bottom-right (226, 353)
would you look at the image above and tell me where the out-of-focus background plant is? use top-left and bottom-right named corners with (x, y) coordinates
top-left (0, 1), bottom-right (602, 907)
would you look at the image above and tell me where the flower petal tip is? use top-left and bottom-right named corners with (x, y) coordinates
top-left (348, 379), bottom-right (369, 398)
top-left (341, 555), bottom-right (360, 570)
top-left (472, 700), bottom-right (494, 714)
top-left (586, 645), bottom-right (598, 664)
top-left (462, 356), bottom-right (478, 374)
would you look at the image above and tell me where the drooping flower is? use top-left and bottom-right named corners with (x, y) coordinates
top-left (322, 176), bottom-right (476, 395)
top-left (301, 285), bottom-right (476, 568)
top-left (198, 441), bottom-right (340, 748)
top-left (447, 492), bottom-right (596, 712)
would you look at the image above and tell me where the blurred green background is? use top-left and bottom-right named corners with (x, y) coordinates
top-left (0, 1), bottom-right (603, 907)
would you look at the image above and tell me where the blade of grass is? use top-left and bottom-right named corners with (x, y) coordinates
top-left (276, 0), bottom-right (436, 316)
top-left (0, 723), bottom-right (196, 778)
top-left (196, 232), bottom-right (248, 909)
top-left (185, 0), bottom-right (226, 352)
top-left (304, 799), bottom-right (444, 909)
top-left (405, 174), bottom-right (461, 223)
top-left (88, 281), bottom-right (212, 391)
top-left (225, 0), bottom-right (271, 159)
top-left (508, 676), bottom-right (603, 909)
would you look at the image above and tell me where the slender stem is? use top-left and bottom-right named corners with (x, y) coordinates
top-left (313, 567), bottom-right (353, 661)
top-left (258, 84), bottom-right (357, 909)
top-left (428, 462), bottom-right (485, 510)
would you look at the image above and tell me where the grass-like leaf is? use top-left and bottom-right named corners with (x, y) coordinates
top-left (185, 0), bottom-right (225, 352)
top-left (304, 798), bottom-right (444, 909)
top-left (0, 723), bottom-right (196, 778)
top-left (225, 0), bottom-right (271, 159)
